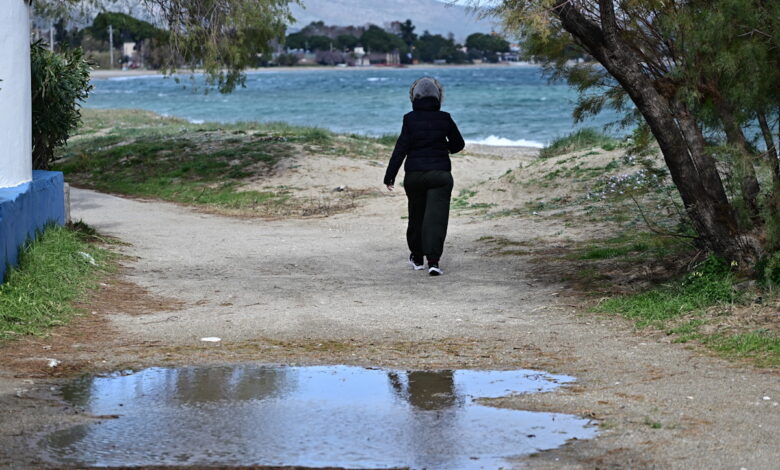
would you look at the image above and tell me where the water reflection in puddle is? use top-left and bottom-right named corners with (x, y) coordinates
top-left (42, 365), bottom-right (597, 469)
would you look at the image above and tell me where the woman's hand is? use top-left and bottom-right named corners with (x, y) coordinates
top-left (386, 184), bottom-right (394, 191)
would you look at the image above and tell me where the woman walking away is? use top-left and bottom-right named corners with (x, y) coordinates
top-left (384, 77), bottom-right (465, 276)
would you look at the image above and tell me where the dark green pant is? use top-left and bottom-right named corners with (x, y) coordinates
top-left (403, 170), bottom-right (454, 261)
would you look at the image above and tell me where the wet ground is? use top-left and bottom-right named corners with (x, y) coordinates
top-left (40, 365), bottom-right (597, 469)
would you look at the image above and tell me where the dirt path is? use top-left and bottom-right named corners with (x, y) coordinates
top-left (1, 146), bottom-right (779, 469)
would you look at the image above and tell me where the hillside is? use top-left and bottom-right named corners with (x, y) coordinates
top-left (289, 0), bottom-right (498, 42)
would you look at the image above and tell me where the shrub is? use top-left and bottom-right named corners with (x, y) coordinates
top-left (30, 41), bottom-right (92, 170)
top-left (763, 252), bottom-right (780, 288)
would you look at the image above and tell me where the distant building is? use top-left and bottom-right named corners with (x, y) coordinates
top-left (353, 46), bottom-right (369, 66)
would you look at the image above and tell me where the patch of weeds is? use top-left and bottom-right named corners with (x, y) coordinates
top-left (246, 121), bottom-right (333, 144)
top-left (602, 141), bottom-right (618, 151)
top-left (707, 330), bottom-right (780, 367)
top-left (760, 252), bottom-right (780, 288)
top-left (569, 267), bottom-right (610, 284)
top-left (667, 318), bottom-right (706, 343)
top-left (540, 128), bottom-right (621, 159)
top-left (524, 199), bottom-right (568, 214)
top-left (477, 236), bottom-right (534, 256)
top-left (376, 134), bottom-right (399, 146)
top-left (642, 417), bottom-right (663, 429)
top-left (580, 244), bottom-right (646, 260)
top-left (595, 256), bottom-right (736, 328)
top-left (576, 232), bottom-right (687, 261)
top-left (543, 168), bottom-right (563, 180)
top-left (486, 208), bottom-right (526, 219)
top-left (451, 189), bottom-right (477, 210)
top-left (0, 224), bottom-right (113, 340)
top-left (497, 249), bottom-right (531, 256)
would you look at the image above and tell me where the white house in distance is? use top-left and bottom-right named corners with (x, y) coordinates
top-left (0, 0), bottom-right (66, 283)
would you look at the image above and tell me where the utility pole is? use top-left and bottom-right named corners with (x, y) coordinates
top-left (49, 21), bottom-right (54, 51)
top-left (108, 24), bottom-right (114, 68)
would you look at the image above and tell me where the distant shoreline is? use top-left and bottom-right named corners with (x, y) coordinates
top-left (89, 62), bottom-right (538, 80)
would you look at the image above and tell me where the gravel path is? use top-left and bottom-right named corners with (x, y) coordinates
top-left (1, 147), bottom-right (778, 469)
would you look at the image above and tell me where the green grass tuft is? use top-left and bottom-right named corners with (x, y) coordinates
top-left (580, 243), bottom-right (648, 260)
top-left (707, 331), bottom-right (780, 367)
top-left (576, 232), bottom-right (684, 261)
top-left (0, 224), bottom-right (112, 340)
top-left (451, 189), bottom-right (478, 210)
top-left (540, 128), bottom-right (621, 159)
top-left (596, 256), bottom-right (736, 328)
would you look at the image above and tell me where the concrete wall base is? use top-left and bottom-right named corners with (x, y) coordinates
top-left (0, 171), bottom-right (66, 282)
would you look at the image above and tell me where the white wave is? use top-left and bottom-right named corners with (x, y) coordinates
top-left (466, 135), bottom-right (545, 148)
top-left (189, 119), bottom-right (205, 124)
top-left (366, 77), bottom-right (388, 82)
top-left (106, 74), bottom-right (162, 81)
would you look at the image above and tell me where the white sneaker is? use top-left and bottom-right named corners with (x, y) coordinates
top-left (409, 254), bottom-right (425, 270)
top-left (428, 264), bottom-right (443, 276)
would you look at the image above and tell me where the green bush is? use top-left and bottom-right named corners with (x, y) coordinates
top-left (31, 42), bottom-right (92, 170)
top-left (763, 252), bottom-right (780, 288)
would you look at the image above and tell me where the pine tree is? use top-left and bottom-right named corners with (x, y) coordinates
top-left (487, 0), bottom-right (780, 266)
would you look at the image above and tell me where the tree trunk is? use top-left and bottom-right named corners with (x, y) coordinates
top-left (552, 0), bottom-right (761, 264)
top-left (32, 133), bottom-right (51, 171)
top-left (759, 110), bottom-right (780, 251)
top-left (757, 110), bottom-right (780, 184)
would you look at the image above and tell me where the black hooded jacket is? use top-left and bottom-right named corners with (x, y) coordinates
top-left (383, 96), bottom-right (465, 185)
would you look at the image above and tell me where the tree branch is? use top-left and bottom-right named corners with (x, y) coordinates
top-left (599, 0), bottom-right (619, 45)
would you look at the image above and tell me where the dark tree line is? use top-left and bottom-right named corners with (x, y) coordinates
top-left (284, 20), bottom-right (509, 64)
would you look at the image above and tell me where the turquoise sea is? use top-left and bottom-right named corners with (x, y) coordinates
top-left (87, 66), bottom-right (621, 147)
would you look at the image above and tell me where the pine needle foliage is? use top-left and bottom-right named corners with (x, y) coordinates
top-left (479, 0), bottom-right (780, 266)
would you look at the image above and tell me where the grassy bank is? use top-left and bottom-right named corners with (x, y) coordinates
top-left (56, 109), bottom-right (392, 217)
top-left (0, 224), bottom-right (113, 340)
top-left (477, 128), bottom-right (780, 367)
top-left (594, 254), bottom-right (780, 367)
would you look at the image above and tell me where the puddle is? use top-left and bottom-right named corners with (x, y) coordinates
top-left (41, 365), bottom-right (597, 469)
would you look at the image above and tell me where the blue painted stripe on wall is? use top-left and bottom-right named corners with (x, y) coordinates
top-left (0, 171), bottom-right (65, 282)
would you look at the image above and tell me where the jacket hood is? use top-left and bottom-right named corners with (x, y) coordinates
top-left (412, 96), bottom-right (441, 111)
top-left (409, 76), bottom-right (444, 104)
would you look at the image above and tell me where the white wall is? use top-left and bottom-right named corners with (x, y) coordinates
top-left (0, 0), bottom-right (32, 188)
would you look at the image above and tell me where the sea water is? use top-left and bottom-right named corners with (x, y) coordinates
top-left (87, 66), bottom-right (622, 147)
